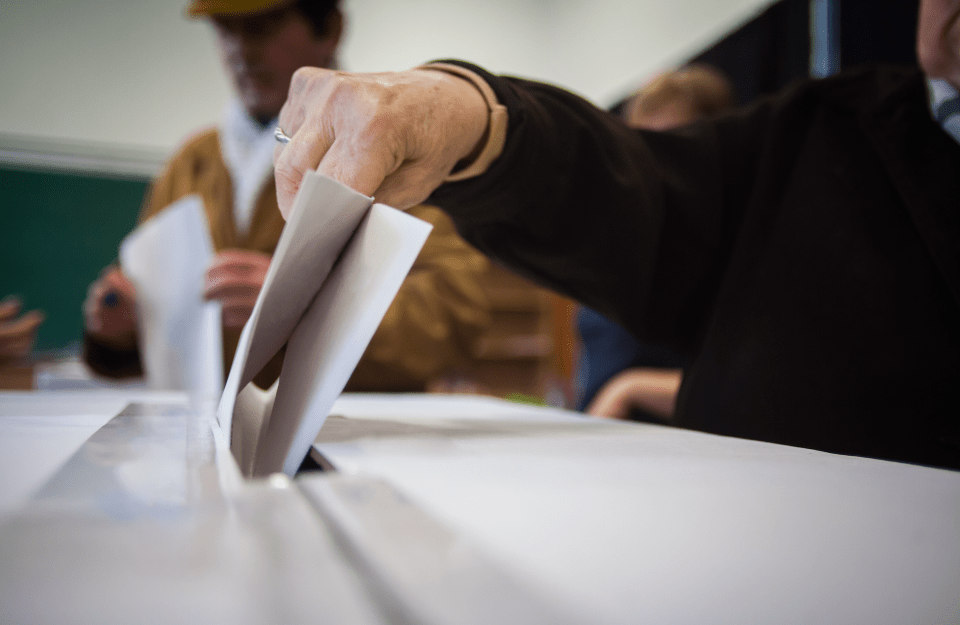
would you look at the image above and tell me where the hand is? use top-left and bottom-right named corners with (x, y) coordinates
top-left (84, 267), bottom-right (138, 349)
top-left (0, 296), bottom-right (44, 363)
top-left (274, 66), bottom-right (489, 216)
top-left (203, 249), bottom-right (271, 329)
top-left (586, 368), bottom-right (683, 421)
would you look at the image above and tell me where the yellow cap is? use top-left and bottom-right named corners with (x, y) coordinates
top-left (185, 0), bottom-right (293, 17)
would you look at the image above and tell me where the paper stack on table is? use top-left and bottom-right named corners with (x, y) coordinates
top-left (218, 173), bottom-right (432, 477)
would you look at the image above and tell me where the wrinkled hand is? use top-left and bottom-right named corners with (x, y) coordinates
top-left (274, 67), bottom-right (489, 216)
top-left (204, 249), bottom-right (271, 330)
top-left (84, 267), bottom-right (138, 349)
top-left (586, 368), bottom-right (683, 421)
top-left (0, 296), bottom-right (44, 362)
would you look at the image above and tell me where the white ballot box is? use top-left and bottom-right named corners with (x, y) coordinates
top-left (2, 390), bottom-right (959, 625)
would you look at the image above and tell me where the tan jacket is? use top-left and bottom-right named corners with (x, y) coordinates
top-left (89, 127), bottom-right (491, 391)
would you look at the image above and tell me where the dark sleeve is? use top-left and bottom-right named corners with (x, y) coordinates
top-left (428, 61), bottom-right (781, 356)
top-left (82, 332), bottom-right (143, 378)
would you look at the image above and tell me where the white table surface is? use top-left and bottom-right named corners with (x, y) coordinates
top-left (0, 391), bottom-right (388, 625)
top-left (3, 390), bottom-right (958, 625)
top-left (316, 394), bottom-right (960, 625)
top-left (0, 390), bottom-right (189, 514)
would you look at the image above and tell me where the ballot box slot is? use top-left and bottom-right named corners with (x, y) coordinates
top-left (296, 473), bottom-right (577, 625)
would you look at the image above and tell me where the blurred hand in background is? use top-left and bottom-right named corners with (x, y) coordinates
top-left (83, 266), bottom-right (138, 350)
top-left (203, 249), bottom-right (271, 330)
top-left (0, 296), bottom-right (45, 363)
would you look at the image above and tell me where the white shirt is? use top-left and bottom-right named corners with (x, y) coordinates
top-left (217, 99), bottom-right (278, 238)
top-left (927, 78), bottom-right (960, 146)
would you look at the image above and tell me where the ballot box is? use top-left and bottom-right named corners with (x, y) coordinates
top-left (2, 390), bottom-right (959, 625)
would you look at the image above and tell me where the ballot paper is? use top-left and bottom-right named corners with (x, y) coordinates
top-left (119, 195), bottom-right (222, 404)
top-left (218, 173), bottom-right (432, 477)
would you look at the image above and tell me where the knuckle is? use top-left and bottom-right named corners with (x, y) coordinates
top-left (326, 72), bottom-right (355, 100)
top-left (289, 66), bottom-right (318, 95)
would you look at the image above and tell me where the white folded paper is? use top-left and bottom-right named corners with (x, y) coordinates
top-left (119, 195), bottom-right (223, 404)
top-left (218, 173), bottom-right (432, 477)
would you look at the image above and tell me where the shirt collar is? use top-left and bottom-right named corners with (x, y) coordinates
top-left (222, 98), bottom-right (277, 160)
top-left (927, 78), bottom-right (960, 146)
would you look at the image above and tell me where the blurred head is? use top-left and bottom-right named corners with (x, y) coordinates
top-left (187, 0), bottom-right (342, 122)
top-left (917, 0), bottom-right (960, 88)
top-left (624, 64), bottom-right (735, 130)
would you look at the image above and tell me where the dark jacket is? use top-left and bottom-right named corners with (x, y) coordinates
top-left (432, 63), bottom-right (960, 469)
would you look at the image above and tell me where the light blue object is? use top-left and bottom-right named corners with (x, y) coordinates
top-left (810, 0), bottom-right (840, 78)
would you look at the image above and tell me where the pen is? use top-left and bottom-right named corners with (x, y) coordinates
top-left (102, 291), bottom-right (119, 308)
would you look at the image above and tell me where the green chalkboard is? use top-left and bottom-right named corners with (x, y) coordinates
top-left (1, 167), bottom-right (148, 351)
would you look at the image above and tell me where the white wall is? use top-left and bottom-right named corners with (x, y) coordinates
top-left (1, 0), bottom-right (227, 161)
top-left (0, 0), bottom-right (775, 167)
top-left (340, 0), bottom-right (775, 102)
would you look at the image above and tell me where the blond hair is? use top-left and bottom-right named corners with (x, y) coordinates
top-left (627, 64), bottom-right (735, 123)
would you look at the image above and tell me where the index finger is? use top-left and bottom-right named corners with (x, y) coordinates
top-left (210, 249), bottom-right (270, 269)
top-left (0, 309), bottom-right (44, 338)
top-left (0, 296), bottom-right (22, 321)
top-left (274, 67), bottom-right (337, 217)
top-left (276, 112), bottom-right (395, 217)
top-left (101, 268), bottom-right (136, 300)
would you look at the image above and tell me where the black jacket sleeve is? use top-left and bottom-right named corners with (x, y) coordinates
top-left (428, 61), bottom-right (778, 356)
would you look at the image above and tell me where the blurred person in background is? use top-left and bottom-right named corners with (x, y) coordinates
top-left (83, 0), bottom-right (490, 391)
top-left (577, 64), bottom-right (734, 422)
